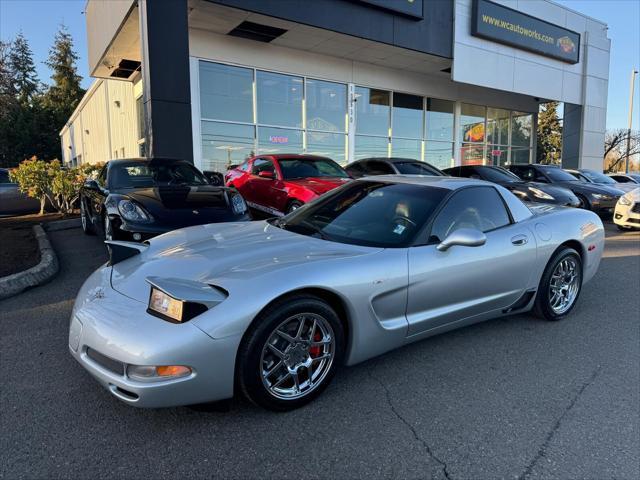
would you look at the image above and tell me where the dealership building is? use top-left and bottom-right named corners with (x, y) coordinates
top-left (61, 0), bottom-right (610, 172)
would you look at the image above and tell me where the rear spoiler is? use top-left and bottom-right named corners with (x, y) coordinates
top-left (105, 240), bottom-right (148, 266)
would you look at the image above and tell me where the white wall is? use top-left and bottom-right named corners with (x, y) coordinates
top-left (452, 0), bottom-right (611, 170)
top-left (59, 78), bottom-right (141, 166)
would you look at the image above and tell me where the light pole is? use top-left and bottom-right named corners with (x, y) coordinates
top-left (625, 69), bottom-right (638, 173)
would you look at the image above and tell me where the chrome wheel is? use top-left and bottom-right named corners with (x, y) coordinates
top-left (260, 313), bottom-right (335, 400)
top-left (548, 257), bottom-right (580, 314)
top-left (80, 202), bottom-right (87, 231)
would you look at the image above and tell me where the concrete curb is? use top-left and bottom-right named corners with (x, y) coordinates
top-left (0, 225), bottom-right (59, 300)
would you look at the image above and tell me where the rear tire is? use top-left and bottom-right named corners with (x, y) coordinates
top-left (533, 247), bottom-right (582, 321)
top-left (80, 199), bottom-right (95, 235)
top-left (237, 295), bottom-right (345, 411)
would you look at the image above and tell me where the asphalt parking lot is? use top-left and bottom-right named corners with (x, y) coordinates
top-left (1, 223), bottom-right (638, 480)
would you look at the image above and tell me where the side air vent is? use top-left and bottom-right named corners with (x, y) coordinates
top-left (110, 59), bottom-right (141, 79)
top-left (228, 21), bottom-right (287, 43)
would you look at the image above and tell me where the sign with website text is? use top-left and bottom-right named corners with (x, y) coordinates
top-left (358, 0), bottom-right (423, 19)
top-left (472, 0), bottom-right (580, 64)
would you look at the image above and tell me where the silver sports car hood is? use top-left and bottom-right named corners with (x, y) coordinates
top-left (110, 220), bottom-right (380, 303)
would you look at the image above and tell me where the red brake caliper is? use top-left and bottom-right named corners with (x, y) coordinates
top-left (309, 330), bottom-right (323, 358)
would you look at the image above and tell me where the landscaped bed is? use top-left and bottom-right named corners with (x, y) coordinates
top-left (0, 213), bottom-right (77, 277)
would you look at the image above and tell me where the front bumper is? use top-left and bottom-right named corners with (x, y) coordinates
top-left (68, 266), bottom-right (241, 408)
top-left (590, 197), bottom-right (619, 215)
top-left (614, 203), bottom-right (640, 229)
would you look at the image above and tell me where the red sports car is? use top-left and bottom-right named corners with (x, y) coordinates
top-left (225, 154), bottom-right (351, 216)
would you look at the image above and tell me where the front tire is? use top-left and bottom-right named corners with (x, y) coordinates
top-left (237, 295), bottom-right (345, 411)
top-left (576, 194), bottom-right (591, 210)
top-left (80, 199), bottom-right (95, 235)
top-left (103, 214), bottom-right (114, 241)
top-left (287, 201), bottom-right (303, 214)
top-left (534, 247), bottom-right (583, 321)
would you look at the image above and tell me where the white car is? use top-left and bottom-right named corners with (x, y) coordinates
top-left (613, 188), bottom-right (640, 230)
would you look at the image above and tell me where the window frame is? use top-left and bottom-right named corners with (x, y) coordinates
top-left (416, 185), bottom-right (515, 247)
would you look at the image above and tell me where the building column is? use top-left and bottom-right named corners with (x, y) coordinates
top-left (138, 0), bottom-right (193, 163)
top-left (561, 31), bottom-right (610, 171)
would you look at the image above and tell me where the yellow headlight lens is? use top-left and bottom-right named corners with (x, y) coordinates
top-left (149, 287), bottom-right (184, 322)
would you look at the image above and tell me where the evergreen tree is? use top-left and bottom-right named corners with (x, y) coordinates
top-left (0, 41), bottom-right (17, 166)
top-left (44, 24), bottom-right (84, 124)
top-left (9, 31), bottom-right (40, 104)
top-left (536, 101), bottom-right (563, 165)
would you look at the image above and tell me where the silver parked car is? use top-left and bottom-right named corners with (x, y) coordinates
top-left (69, 176), bottom-right (605, 411)
top-left (0, 168), bottom-right (41, 216)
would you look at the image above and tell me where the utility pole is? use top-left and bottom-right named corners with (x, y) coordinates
top-left (625, 69), bottom-right (638, 173)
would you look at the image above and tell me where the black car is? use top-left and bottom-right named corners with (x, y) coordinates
top-left (345, 157), bottom-right (445, 178)
top-left (443, 165), bottom-right (580, 207)
top-left (80, 158), bottom-right (251, 242)
top-left (505, 164), bottom-right (624, 215)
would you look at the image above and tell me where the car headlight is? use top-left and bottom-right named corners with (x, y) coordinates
top-left (118, 199), bottom-right (152, 222)
top-left (230, 193), bottom-right (248, 215)
top-left (147, 286), bottom-right (208, 323)
top-left (528, 187), bottom-right (554, 200)
top-left (619, 194), bottom-right (633, 206)
top-left (591, 193), bottom-right (611, 200)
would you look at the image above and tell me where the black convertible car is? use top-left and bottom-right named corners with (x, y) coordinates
top-left (444, 165), bottom-right (580, 207)
top-left (80, 158), bottom-right (251, 242)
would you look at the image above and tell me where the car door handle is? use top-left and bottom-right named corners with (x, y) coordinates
top-left (511, 234), bottom-right (528, 246)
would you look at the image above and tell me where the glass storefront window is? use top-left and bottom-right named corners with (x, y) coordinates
top-left (511, 147), bottom-right (531, 164)
top-left (201, 121), bottom-right (255, 172)
top-left (426, 98), bottom-right (454, 141)
top-left (486, 144), bottom-right (507, 166)
top-left (306, 79), bottom-right (347, 133)
top-left (460, 143), bottom-right (485, 166)
top-left (257, 126), bottom-right (303, 155)
top-left (354, 135), bottom-right (388, 160)
top-left (511, 112), bottom-right (532, 147)
top-left (257, 71), bottom-right (303, 128)
top-left (460, 103), bottom-right (486, 144)
top-left (392, 93), bottom-right (423, 139)
top-left (425, 141), bottom-right (454, 169)
top-left (355, 87), bottom-right (390, 136)
top-left (306, 131), bottom-right (347, 164)
top-left (391, 138), bottom-right (421, 160)
top-left (200, 62), bottom-right (253, 123)
top-left (487, 108), bottom-right (509, 146)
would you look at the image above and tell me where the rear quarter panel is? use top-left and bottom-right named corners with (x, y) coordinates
top-left (524, 206), bottom-right (604, 288)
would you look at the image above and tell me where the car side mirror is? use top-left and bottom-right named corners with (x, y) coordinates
top-left (84, 179), bottom-right (99, 190)
top-left (436, 228), bottom-right (487, 252)
top-left (258, 170), bottom-right (275, 179)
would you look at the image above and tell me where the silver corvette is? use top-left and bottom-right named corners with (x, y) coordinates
top-left (69, 176), bottom-right (605, 411)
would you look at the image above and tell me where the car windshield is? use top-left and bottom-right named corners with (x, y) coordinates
top-left (543, 167), bottom-right (578, 182)
top-left (109, 161), bottom-right (209, 189)
top-left (580, 170), bottom-right (616, 184)
top-left (394, 161), bottom-right (444, 176)
top-left (270, 181), bottom-right (448, 247)
top-left (278, 158), bottom-right (349, 180)
top-left (479, 167), bottom-right (522, 183)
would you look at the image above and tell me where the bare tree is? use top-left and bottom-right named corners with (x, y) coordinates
top-left (604, 129), bottom-right (640, 173)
